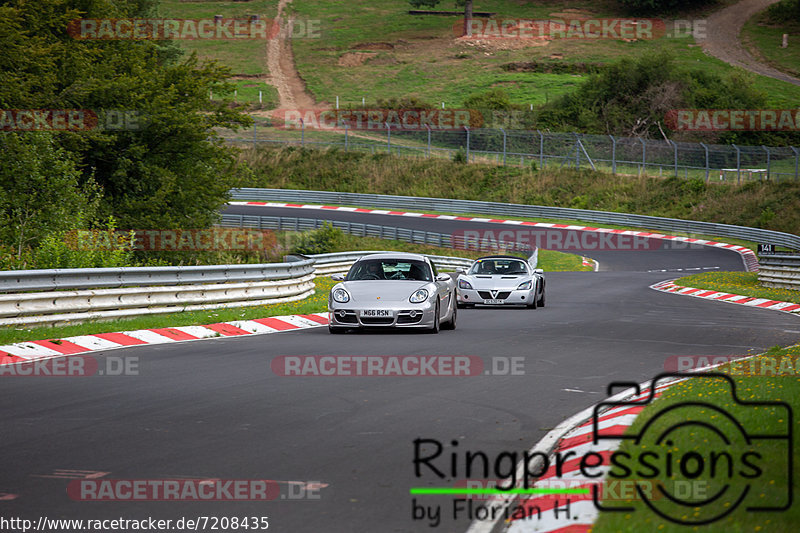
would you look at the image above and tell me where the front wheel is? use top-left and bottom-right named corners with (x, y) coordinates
top-left (329, 326), bottom-right (345, 334)
top-left (527, 286), bottom-right (538, 309)
top-left (427, 301), bottom-right (440, 334)
top-left (442, 295), bottom-right (457, 330)
top-left (537, 286), bottom-right (546, 307)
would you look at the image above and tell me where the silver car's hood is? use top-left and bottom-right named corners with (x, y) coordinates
top-left (340, 280), bottom-right (430, 302)
top-left (460, 274), bottom-right (529, 290)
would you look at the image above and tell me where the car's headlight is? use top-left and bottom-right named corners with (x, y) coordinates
top-left (517, 280), bottom-right (532, 290)
top-left (332, 288), bottom-right (350, 303)
top-left (458, 279), bottom-right (473, 290)
top-left (409, 289), bottom-right (429, 303)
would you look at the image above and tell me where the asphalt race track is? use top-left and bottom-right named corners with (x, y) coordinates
top-left (2, 206), bottom-right (798, 532)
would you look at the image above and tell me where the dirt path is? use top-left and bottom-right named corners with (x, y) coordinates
top-left (697, 0), bottom-right (800, 86)
top-left (265, 0), bottom-right (319, 112)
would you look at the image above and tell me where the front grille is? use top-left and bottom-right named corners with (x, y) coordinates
top-left (478, 291), bottom-right (511, 300)
top-left (361, 317), bottom-right (394, 325)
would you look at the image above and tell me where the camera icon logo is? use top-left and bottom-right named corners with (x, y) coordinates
top-left (591, 373), bottom-right (793, 525)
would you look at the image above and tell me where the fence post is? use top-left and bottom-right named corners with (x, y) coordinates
top-left (537, 130), bottom-right (544, 168)
top-left (574, 133), bottom-right (580, 169)
top-left (671, 140), bottom-right (678, 177)
top-left (426, 125), bottom-right (431, 158)
top-left (609, 134), bottom-right (617, 174)
top-left (344, 123), bottom-right (349, 151)
top-left (253, 120), bottom-right (257, 145)
top-left (639, 138), bottom-right (646, 176)
top-left (733, 144), bottom-right (741, 184)
top-left (700, 143), bottom-right (709, 182)
top-left (792, 146), bottom-right (799, 181)
top-left (385, 122), bottom-right (391, 154)
top-left (465, 126), bottom-right (470, 162)
top-left (762, 146), bottom-right (771, 181)
top-left (501, 128), bottom-right (507, 166)
top-left (300, 118), bottom-right (304, 146)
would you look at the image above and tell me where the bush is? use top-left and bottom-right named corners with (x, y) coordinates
top-left (290, 223), bottom-right (346, 255)
top-left (617, 0), bottom-right (717, 14)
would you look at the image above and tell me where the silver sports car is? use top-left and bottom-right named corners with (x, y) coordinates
top-left (456, 255), bottom-right (545, 308)
top-left (327, 253), bottom-right (457, 333)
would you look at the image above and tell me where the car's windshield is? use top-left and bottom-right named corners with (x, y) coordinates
top-left (468, 259), bottom-right (528, 275)
top-left (347, 259), bottom-right (432, 281)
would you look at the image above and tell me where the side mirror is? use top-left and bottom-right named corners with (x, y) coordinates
top-left (455, 268), bottom-right (466, 274)
top-left (533, 269), bottom-right (544, 275)
top-left (436, 273), bottom-right (451, 282)
top-left (331, 274), bottom-right (345, 281)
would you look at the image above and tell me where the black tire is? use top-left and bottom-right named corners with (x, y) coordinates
top-left (537, 286), bottom-right (546, 307)
top-left (328, 326), bottom-right (345, 334)
top-left (428, 302), bottom-right (440, 334)
top-left (442, 296), bottom-right (457, 330)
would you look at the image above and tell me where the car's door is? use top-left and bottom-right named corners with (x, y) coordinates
top-left (429, 260), bottom-right (451, 318)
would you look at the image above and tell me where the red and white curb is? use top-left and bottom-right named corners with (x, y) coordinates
top-left (0, 312), bottom-right (330, 366)
top-left (581, 257), bottom-right (599, 272)
top-left (230, 201), bottom-right (760, 272)
top-left (651, 279), bottom-right (800, 315)
top-left (462, 380), bottom-right (680, 533)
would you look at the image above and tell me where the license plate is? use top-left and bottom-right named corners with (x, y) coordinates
top-left (360, 309), bottom-right (391, 317)
top-left (483, 299), bottom-right (504, 305)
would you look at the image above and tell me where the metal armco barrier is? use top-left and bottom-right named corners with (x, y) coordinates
top-left (758, 254), bottom-right (800, 290)
top-left (229, 188), bottom-right (800, 251)
top-left (307, 251), bottom-right (476, 275)
top-left (0, 259), bottom-right (316, 327)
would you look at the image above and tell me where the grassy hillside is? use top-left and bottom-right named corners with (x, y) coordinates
top-left (241, 146), bottom-right (800, 235)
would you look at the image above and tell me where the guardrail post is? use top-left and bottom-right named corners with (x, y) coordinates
top-left (639, 137), bottom-right (646, 176)
top-left (609, 134), bottom-right (617, 174)
top-left (385, 122), bottom-right (391, 154)
top-left (700, 142), bottom-right (710, 182)
top-left (733, 144), bottom-right (741, 184)
top-left (537, 130), bottom-right (544, 168)
top-left (762, 146), bottom-right (771, 181)
top-left (465, 126), bottom-right (470, 162)
top-left (671, 140), bottom-right (678, 178)
top-left (792, 146), bottom-right (799, 181)
top-left (425, 124), bottom-right (431, 158)
top-left (501, 128), bottom-right (507, 166)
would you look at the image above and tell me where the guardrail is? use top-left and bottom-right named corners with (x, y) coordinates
top-left (758, 254), bottom-right (800, 291)
top-left (0, 259), bottom-right (316, 327)
top-left (219, 214), bottom-right (539, 263)
top-left (229, 188), bottom-right (800, 251)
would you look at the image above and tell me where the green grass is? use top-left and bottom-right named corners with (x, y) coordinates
top-left (742, 5), bottom-right (800, 79)
top-left (674, 271), bottom-right (800, 304)
top-left (592, 348), bottom-right (800, 532)
top-left (159, 0), bottom-right (278, 75)
top-left (228, 79), bottom-right (279, 108)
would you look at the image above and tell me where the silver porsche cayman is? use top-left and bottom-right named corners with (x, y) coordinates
top-left (327, 253), bottom-right (457, 333)
top-left (456, 255), bottom-right (545, 308)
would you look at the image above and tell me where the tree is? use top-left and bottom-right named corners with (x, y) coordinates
top-left (410, 0), bottom-right (474, 37)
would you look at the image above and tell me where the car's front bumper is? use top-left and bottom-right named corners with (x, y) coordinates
top-left (457, 287), bottom-right (534, 306)
top-left (328, 300), bottom-right (437, 329)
